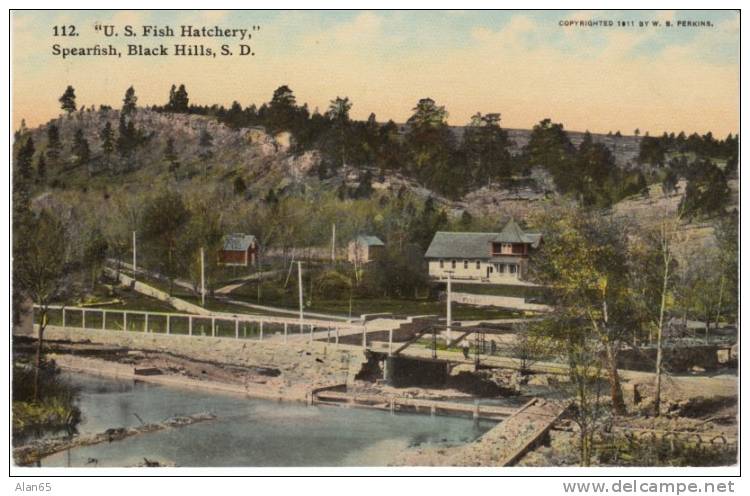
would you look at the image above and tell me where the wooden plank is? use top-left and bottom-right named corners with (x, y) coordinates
top-left (314, 390), bottom-right (516, 417)
top-left (477, 398), bottom-right (569, 466)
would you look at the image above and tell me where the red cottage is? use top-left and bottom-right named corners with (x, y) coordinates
top-left (218, 233), bottom-right (258, 267)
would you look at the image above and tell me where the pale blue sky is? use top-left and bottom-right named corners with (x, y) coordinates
top-left (12, 10), bottom-right (740, 134)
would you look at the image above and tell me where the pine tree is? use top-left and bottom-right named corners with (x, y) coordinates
top-left (167, 84), bottom-right (177, 111)
top-left (16, 136), bottom-right (34, 183)
top-left (36, 154), bottom-right (46, 182)
top-left (174, 84), bottom-right (189, 112)
top-left (354, 170), bottom-right (373, 199)
top-left (100, 121), bottom-right (115, 163)
top-left (72, 128), bottom-right (91, 166)
top-left (122, 86), bottom-right (137, 116)
top-left (14, 119), bottom-right (28, 142)
top-left (198, 128), bottom-right (213, 171)
top-left (46, 123), bottom-right (61, 165)
top-left (116, 114), bottom-right (139, 163)
top-left (59, 85), bottom-right (77, 114)
top-left (166, 84), bottom-right (189, 113)
top-left (463, 112), bottom-right (513, 187)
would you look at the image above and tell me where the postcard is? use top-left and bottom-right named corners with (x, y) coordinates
top-left (9, 7), bottom-right (740, 482)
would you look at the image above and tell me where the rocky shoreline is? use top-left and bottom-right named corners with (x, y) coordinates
top-left (14, 412), bottom-right (217, 466)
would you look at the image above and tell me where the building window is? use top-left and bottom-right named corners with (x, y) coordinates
top-left (451, 260), bottom-right (456, 269)
top-left (509, 264), bottom-right (517, 274)
top-left (439, 260), bottom-right (444, 269)
top-left (463, 260), bottom-right (468, 269)
top-left (476, 261), bottom-right (481, 270)
top-left (512, 243), bottom-right (525, 254)
top-left (498, 264), bottom-right (505, 273)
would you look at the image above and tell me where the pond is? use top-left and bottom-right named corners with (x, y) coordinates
top-left (41, 372), bottom-right (495, 467)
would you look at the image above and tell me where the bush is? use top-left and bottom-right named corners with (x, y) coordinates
top-left (315, 270), bottom-right (352, 299)
top-left (12, 361), bottom-right (80, 435)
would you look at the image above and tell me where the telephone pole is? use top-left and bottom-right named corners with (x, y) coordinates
top-left (446, 271), bottom-right (453, 344)
top-left (132, 231), bottom-right (137, 283)
top-left (200, 247), bottom-right (205, 307)
top-left (298, 261), bottom-right (304, 332)
top-left (331, 223), bottom-right (336, 263)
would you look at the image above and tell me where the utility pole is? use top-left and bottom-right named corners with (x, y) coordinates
top-left (200, 247), bottom-right (206, 307)
top-left (297, 261), bottom-right (304, 332)
top-left (331, 223), bottom-right (336, 263)
top-left (446, 271), bottom-right (453, 345)
top-left (132, 231), bottom-right (137, 283)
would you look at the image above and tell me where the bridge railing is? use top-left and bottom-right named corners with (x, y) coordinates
top-left (31, 304), bottom-right (366, 346)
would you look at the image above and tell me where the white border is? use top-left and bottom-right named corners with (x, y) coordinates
top-left (3, 1), bottom-right (745, 491)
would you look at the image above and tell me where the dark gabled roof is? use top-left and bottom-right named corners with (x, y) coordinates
top-left (424, 232), bottom-right (497, 259)
top-left (222, 233), bottom-right (257, 251)
top-left (493, 219), bottom-right (542, 248)
top-left (524, 233), bottom-right (543, 248)
top-left (355, 235), bottom-right (384, 247)
top-left (424, 222), bottom-right (543, 259)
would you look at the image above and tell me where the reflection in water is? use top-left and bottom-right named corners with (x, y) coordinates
top-left (43, 372), bottom-right (494, 467)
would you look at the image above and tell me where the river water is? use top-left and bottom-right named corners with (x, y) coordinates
top-left (41, 372), bottom-right (495, 467)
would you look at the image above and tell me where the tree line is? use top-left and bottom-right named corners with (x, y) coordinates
top-left (17, 83), bottom-right (738, 216)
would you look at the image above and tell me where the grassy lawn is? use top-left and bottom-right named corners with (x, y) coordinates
top-left (48, 283), bottom-right (177, 313)
top-left (230, 279), bottom-right (522, 320)
top-left (179, 294), bottom-right (295, 318)
top-left (451, 283), bottom-right (546, 299)
top-left (114, 265), bottom-right (524, 320)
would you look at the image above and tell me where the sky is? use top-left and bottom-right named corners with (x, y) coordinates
top-left (11, 10), bottom-right (740, 136)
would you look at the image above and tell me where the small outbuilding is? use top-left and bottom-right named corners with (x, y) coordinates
top-left (218, 233), bottom-right (258, 267)
top-left (347, 235), bottom-right (385, 264)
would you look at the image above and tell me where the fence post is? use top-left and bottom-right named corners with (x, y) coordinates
top-left (235, 319), bottom-right (239, 339)
top-left (167, 315), bottom-right (171, 335)
top-left (211, 317), bottom-right (215, 337)
top-left (102, 310), bottom-right (106, 330)
top-left (189, 316), bottom-right (193, 336)
top-left (389, 328), bottom-right (393, 355)
top-left (309, 325), bottom-right (313, 345)
top-left (362, 326), bottom-right (366, 350)
top-left (62, 308), bottom-right (66, 330)
top-left (335, 328), bottom-right (339, 346)
top-left (144, 313), bottom-right (149, 333)
top-left (284, 322), bottom-right (288, 343)
top-left (259, 321), bottom-right (264, 341)
top-left (124, 312), bottom-right (128, 332)
top-left (82, 309), bottom-right (86, 329)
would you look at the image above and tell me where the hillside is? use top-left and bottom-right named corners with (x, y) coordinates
top-left (24, 108), bottom-right (646, 202)
top-left (21, 107), bottom-right (736, 255)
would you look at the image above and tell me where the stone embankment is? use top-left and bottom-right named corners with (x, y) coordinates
top-left (36, 325), bottom-right (367, 402)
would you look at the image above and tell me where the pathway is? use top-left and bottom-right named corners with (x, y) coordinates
top-left (214, 271), bottom-right (280, 295)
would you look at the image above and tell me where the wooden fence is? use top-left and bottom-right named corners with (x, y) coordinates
top-left (32, 304), bottom-right (366, 346)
